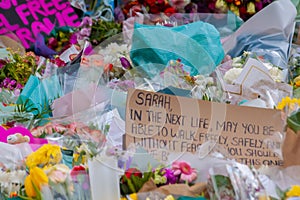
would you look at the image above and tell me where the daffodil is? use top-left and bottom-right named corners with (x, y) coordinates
top-left (286, 185), bottom-right (300, 198)
top-left (277, 96), bottom-right (300, 111)
top-left (24, 167), bottom-right (49, 198)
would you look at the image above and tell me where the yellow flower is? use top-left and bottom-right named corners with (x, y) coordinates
top-left (294, 75), bottom-right (300, 83)
top-left (286, 185), bottom-right (300, 197)
top-left (26, 144), bottom-right (62, 169)
top-left (24, 175), bottom-right (36, 197)
top-left (247, 2), bottom-right (256, 14)
top-left (164, 195), bottom-right (175, 200)
top-left (276, 96), bottom-right (300, 111)
top-left (229, 4), bottom-right (240, 16)
top-left (129, 193), bottom-right (138, 200)
top-left (215, 0), bottom-right (228, 12)
top-left (25, 167), bottom-right (49, 197)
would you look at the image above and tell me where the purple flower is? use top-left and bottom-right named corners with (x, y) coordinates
top-left (80, 17), bottom-right (93, 27)
top-left (16, 83), bottom-right (23, 89)
top-left (255, 2), bottom-right (263, 11)
top-left (80, 28), bottom-right (91, 37)
top-left (2, 77), bottom-right (11, 87)
top-left (83, 44), bottom-right (94, 55)
top-left (70, 33), bottom-right (78, 44)
top-left (9, 79), bottom-right (16, 87)
top-left (164, 168), bottom-right (177, 184)
top-left (120, 57), bottom-right (132, 69)
top-left (114, 7), bottom-right (125, 23)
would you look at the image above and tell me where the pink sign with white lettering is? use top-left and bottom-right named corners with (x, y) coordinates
top-left (0, 0), bottom-right (81, 48)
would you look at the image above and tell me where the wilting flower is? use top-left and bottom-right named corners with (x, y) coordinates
top-left (172, 161), bottom-right (197, 183)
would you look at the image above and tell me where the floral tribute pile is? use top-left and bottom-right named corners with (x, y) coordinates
top-left (0, 0), bottom-right (300, 199)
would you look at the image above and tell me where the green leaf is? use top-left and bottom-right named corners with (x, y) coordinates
top-left (120, 183), bottom-right (130, 196)
top-left (287, 110), bottom-right (300, 133)
top-left (125, 177), bottom-right (136, 194)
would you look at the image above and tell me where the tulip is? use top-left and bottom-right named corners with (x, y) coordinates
top-left (25, 167), bottom-right (49, 197)
top-left (120, 57), bottom-right (132, 69)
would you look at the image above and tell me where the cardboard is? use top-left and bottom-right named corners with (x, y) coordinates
top-left (125, 89), bottom-right (285, 168)
top-left (282, 127), bottom-right (300, 167)
top-left (0, 0), bottom-right (81, 49)
top-left (139, 179), bottom-right (207, 197)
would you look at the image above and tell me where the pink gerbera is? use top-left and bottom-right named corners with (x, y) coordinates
top-left (172, 161), bottom-right (197, 183)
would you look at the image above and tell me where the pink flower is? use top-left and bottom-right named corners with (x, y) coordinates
top-left (80, 17), bottom-right (93, 27)
top-left (172, 161), bottom-right (197, 183)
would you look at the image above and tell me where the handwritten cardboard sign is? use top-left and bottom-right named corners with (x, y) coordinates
top-left (0, 0), bottom-right (81, 49)
top-left (125, 88), bottom-right (285, 167)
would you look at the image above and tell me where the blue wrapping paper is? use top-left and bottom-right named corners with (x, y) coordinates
top-left (222, 0), bottom-right (296, 69)
top-left (130, 21), bottom-right (224, 78)
top-left (17, 75), bottom-right (62, 119)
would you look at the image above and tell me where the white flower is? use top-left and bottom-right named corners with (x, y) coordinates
top-left (232, 57), bottom-right (243, 68)
top-left (194, 75), bottom-right (214, 86)
top-left (223, 68), bottom-right (243, 84)
top-left (268, 67), bottom-right (283, 82)
top-left (98, 43), bottom-right (131, 67)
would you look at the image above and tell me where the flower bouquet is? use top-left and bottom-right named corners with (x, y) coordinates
top-left (120, 160), bottom-right (199, 199)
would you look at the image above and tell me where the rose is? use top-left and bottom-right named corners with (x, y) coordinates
top-left (124, 168), bottom-right (143, 179)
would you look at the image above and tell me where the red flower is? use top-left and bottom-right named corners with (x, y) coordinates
top-left (164, 7), bottom-right (176, 16)
top-left (52, 57), bottom-right (66, 67)
top-left (124, 168), bottom-right (142, 179)
top-left (70, 165), bottom-right (87, 177)
top-left (239, 6), bottom-right (247, 15)
top-left (145, 0), bottom-right (156, 7)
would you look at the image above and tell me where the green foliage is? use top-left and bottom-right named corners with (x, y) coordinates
top-left (90, 20), bottom-right (122, 46)
top-left (0, 50), bottom-right (41, 87)
top-left (120, 169), bottom-right (154, 196)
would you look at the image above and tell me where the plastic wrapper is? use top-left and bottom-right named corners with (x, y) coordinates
top-left (216, 55), bottom-right (293, 108)
top-left (222, 0), bottom-right (296, 69)
top-left (122, 12), bottom-right (243, 43)
top-left (130, 21), bottom-right (224, 78)
top-left (16, 75), bottom-right (63, 124)
top-left (0, 111), bottom-right (34, 129)
top-left (258, 165), bottom-right (300, 197)
top-left (69, 0), bottom-right (114, 21)
top-left (0, 32), bottom-right (25, 55)
top-left (56, 50), bottom-right (82, 95)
